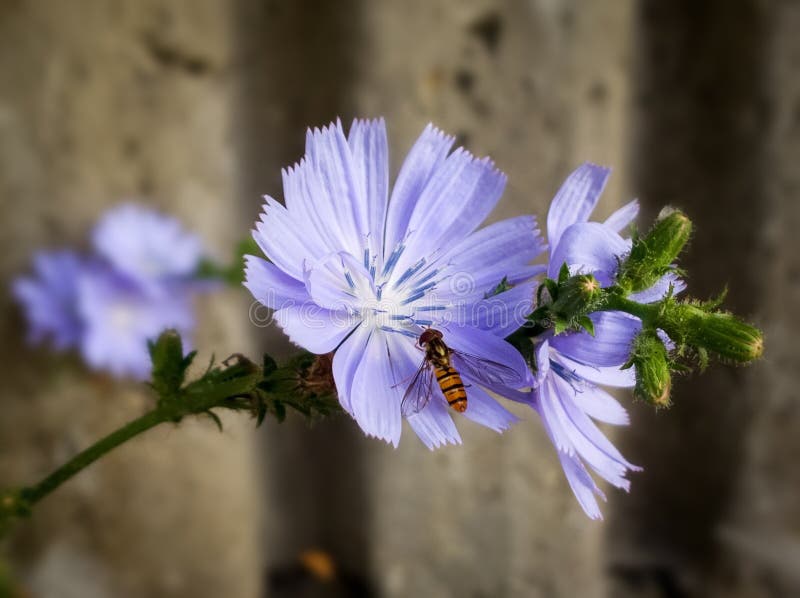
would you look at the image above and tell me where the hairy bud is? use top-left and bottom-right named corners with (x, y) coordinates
top-left (551, 273), bottom-right (603, 333)
top-left (683, 307), bottom-right (762, 363)
top-left (618, 208), bottom-right (692, 293)
top-left (629, 331), bottom-right (672, 407)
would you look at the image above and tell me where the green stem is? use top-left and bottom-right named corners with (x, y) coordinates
top-left (27, 409), bottom-right (168, 505)
top-left (1, 407), bottom-right (172, 534)
top-left (598, 292), bottom-right (661, 326)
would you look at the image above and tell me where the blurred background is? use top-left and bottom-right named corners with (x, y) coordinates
top-left (0, 0), bottom-right (797, 597)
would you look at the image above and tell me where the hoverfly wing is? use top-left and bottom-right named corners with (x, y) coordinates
top-left (400, 360), bottom-right (436, 417)
top-left (451, 351), bottom-right (525, 388)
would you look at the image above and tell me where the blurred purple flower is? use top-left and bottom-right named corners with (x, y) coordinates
top-left (245, 118), bottom-right (546, 447)
top-left (526, 163), bottom-right (684, 519)
top-left (93, 203), bottom-right (204, 291)
top-left (12, 251), bottom-right (85, 350)
top-left (77, 265), bottom-right (194, 379)
top-left (14, 204), bottom-right (206, 380)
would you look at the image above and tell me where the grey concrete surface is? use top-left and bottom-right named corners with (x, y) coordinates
top-left (606, 2), bottom-right (798, 598)
top-left (0, 1), bottom-right (795, 597)
top-left (0, 2), bottom-right (261, 597)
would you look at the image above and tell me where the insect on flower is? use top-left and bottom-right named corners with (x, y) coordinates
top-left (402, 328), bottom-right (523, 415)
top-left (245, 118), bottom-right (547, 447)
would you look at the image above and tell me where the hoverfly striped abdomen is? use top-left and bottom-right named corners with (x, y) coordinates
top-left (401, 328), bottom-right (521, 417)
top-left (434, 364), bottom-right (467, 412)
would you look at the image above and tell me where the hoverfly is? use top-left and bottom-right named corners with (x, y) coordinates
top-left (401, 328), bottom-right (522, 415)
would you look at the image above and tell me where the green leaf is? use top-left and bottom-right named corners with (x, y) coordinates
top-left (577, 315), bottom-right (595, 336)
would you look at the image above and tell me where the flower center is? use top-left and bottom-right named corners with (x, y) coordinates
top-left (109, 302), bottom-right (137, 332)
top-left (354, 242), bottom-right (450, 336)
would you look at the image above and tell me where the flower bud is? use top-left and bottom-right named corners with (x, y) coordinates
top-left (551, 274), bottom-right (602, 323)
top-left (630, 330), bottom-right (672, 407)
top-left (618, 207), bottom-right (692, 293)
top-left (670, 305), bottom-right (763, 363)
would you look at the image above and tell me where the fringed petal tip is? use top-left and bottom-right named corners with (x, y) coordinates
top-left (419, 125), bottom-right (507, 176)
top-left (361, 430), bottom-right (401, 449)
top-left (409, 423), bottom-right (463, 451)
top-left (423, 122), bottom-right (457, 146)
top-left (350, 116), bottom-right (386, 129)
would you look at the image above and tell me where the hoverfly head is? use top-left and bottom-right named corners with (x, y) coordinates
top-left (418, 327), bottom-right (443, 347)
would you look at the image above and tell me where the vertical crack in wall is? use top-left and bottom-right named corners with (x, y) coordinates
top-left (608, 2), bottom-right (769, 597)
top-left (229, 1), bottom-right (374, 596)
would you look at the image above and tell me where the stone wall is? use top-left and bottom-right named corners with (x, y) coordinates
top-left (1, 1), bottom-right (796, 597)
top-left (0, 2), bottom-right (261, 597)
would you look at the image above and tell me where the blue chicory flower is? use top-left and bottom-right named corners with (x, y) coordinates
top-left (93, 203), bottom-right (204, 291)
top-left (12, 250), bottom-right (86, 350)
top-left (77, 264), bottom-right (195, 379)
top-left (525, 163), bottom-right (685, 519)
top-left (14, 205), bottom-right (205, 380)
top-left (245, 118), bottom-right (547, 447)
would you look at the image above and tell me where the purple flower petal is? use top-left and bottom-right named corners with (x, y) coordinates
top-left (551, 352), bottom-right (636, 388)
top-left (444, 215), bottom-right (547, 278)
top-left (459, 384), bottom-right (520, 432)
top-left (628, 271), bottom-right (686, 303)
top-left (92, 204), bottom-right (204, 287)
top-left (548, 221), bottom-right (630, 284)
top-left (303, 251), bottom-right (375, 312)
top-left (303, 121), bottom-right (366, 258)
top-left (603, 199), bottom-right (639, 233)
top-left (347, 118), bottom-right (389, 258)
top-left (546, 163), bottom-right (611, 250)
top-left (571, 384), bottom-right (630, 425)
top-left (443, 325), bottom-right (529, 387)
top-left (558, 451), bottom-right (605, 520)
top-left (243, 255), bottom-right (309, 310)
top-left (407, 397), bottom-right (462, 449)
top-left (395, 149), bottom-right (506, 272)
top-left (13, 250), bottom-right (85, 350)
top-left (435, 264), bottom-right (546, 307)
top-left (253, 197), bottom-right (320, 280)
top-left (384, 124), bottom-right (455, 256)
top-left (77, 266), bottom-right (194, 380)
top-left (452, 280), bottom-right (538, 338)
top-left (273, 305), bottom-right (355, 354)
top-left (332, 324), bottom-right (371, 414)
top-left (349, 331), bottom-right (408, 446)
top-left (550, 374), bottom-right (640, 488)
top-left (549, 311), bottom-right (640, 367)
top-left (281, 161), bottom-right (348, 259)
top-left (537, 377), bottom-right (576, 453)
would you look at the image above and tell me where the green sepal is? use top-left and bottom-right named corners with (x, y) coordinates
top-left (204, 409), bottom-right (224, 432)
top-left (148, 330), bottom-right (194, 403)
top-left (262, 354), bottom-right (278, 377)
top-left (553, 318), bottom-right (569, 336)
top-left (485, 276), bottom-right (512, 298)
top-left (558, 262), bottom-right (570, 285)
top-left (577, 315), bottom-right (595, 336)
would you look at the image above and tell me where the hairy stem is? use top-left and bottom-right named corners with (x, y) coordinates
top-left (597, 292), bottom-right (661, 326)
